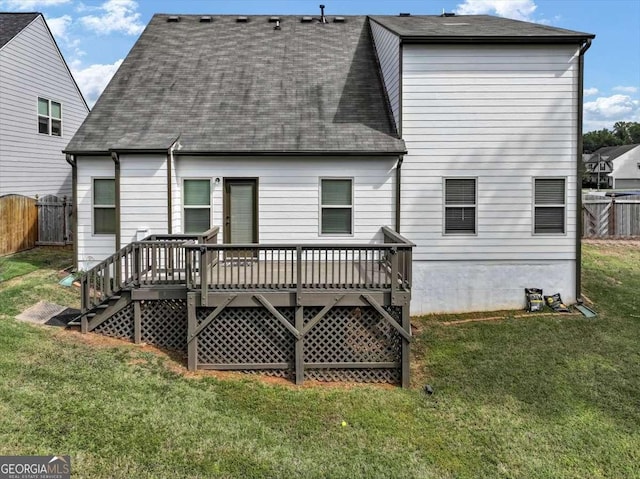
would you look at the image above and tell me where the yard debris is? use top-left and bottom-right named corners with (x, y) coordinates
top-left (424, 384), bottom-right (434, 395)
top-left (544, 293), bottom-right (571, 313)
top-left (525, 288), bottom-right (545, 312)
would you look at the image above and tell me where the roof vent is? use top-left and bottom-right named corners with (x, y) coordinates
top-left (319, 4), bottom-right (327, 23)
top-left (441, 12), bottom-right (456, 17)
top-left (199, 16), bottom-right (212, 23)
top-left (333, 16), bottom-right (345, 22)
top-left (167, 15), bottom-right (180, 23)
top-left (268, 16), bottom-right (280, 22)
top-left (301, 16), bottom-right (313, 22)
top-left (236, 16), bottom-right (248, 22)
top-left (399, 13), bottom-right (411, 17)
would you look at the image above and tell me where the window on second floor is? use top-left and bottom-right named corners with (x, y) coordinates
top-left (38, 97), bottom-right (62, 136)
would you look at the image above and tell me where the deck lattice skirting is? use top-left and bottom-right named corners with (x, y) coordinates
top-left (79, 227), bottom-right (414, 385)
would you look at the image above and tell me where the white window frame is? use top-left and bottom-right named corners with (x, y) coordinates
top-left (92, 177), bottom-right (116, 236)
top-left (442, 177), bottom-right (478, 236)
top-left (319, 177), bottom-right (354, 237)
top-left (37, 97), bottom-right (62, 136)
top-left (182, 178), bottom-right (212, 234)
top-left (532, 177), bottom-right (567, 236)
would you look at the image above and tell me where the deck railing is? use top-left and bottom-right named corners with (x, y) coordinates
top-left (185, 226), bottom-right (414, 296)
top-left (80, 227), bottom-right (219, 312)
top-left (80, 225), bottom-right (413, 312)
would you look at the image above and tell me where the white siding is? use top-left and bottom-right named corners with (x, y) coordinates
top-left (175, 157), bottom-right (395, 244)
top-left (76, 156), bottom-right (115, 270)
top-left (370, 20), bottom-right (401, 131)
top-left (119, 154), bottom-right (169, 245)
top-left (401, 44), bottom-right (579, 262)
top-left (0, 16), bottom-right (88, 198)
top-left (610, 147), bottom-right (640, 187)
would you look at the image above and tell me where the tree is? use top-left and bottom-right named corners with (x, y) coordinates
top-left (613, 121), bottom-right (640, 144)
top-left (583, 128), bottom-right (622, 153)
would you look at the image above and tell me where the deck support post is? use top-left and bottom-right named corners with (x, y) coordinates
top-left (187, 293), bottom-right (198, 371)
top-left (295, 306), bottom-right (304, 385)
top-left (133, 300), bottom-right (142, 343)
top-left (401, 305), bottom-right (411, 388)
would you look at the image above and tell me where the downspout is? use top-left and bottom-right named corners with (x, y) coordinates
top-left (576, 38), bottom-right (592, 303)
top-left (111, 151), bottom-right (121, 252)
top-left (65, 154), bottom-right (78, 270)
top-left (167, 139), bottom-right (181, 234)
top-left (395, 156), bottom-right (403, 233)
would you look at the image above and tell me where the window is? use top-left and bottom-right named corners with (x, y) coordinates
top-left (600, 162), bottom-right (607, 171)
top-left (534, 178), bottom-right (565, 234)
top-left (444, 178), bottom-right (476, 234)
top-left (38, 98), bottom-right (62, 136)
top-left (184, 179), bottom-right (211, 233)
top-left (320, 178), bottom-right (352, 235)
top-left (93, 179), bottom-right (115, 235)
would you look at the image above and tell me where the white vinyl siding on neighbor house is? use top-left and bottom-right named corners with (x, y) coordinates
top-left (609, 146), bottom-right (640, 189)
top-left (0, 15), bottom-right (88, 198)
top-left (401, 44), bottom-right (579, 261)
top-left (370, 20), bottom-right (401, 130)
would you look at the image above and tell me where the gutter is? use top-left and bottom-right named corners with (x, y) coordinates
top-left (576, 38), bottom-right (592, 303)
top-left (111, 151), bottom-right (121, 252)
top-left (65, 153), bottom-right (78, 271)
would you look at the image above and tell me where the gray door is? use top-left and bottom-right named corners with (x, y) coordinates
top-left (223, 179), bottom-right (258, 244)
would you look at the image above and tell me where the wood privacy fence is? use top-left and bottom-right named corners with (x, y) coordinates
top-left (36, 194), bottom-right (73, 246)
top-left (0, 194), bottom-right (73, 256)
top-left (0, 195), bottom-right (38, 256)
top-left (583, 195), bottom-right (640, 237)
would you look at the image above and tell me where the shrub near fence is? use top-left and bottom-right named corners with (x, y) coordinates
top-left (0, 194), bottom-right (38, 256)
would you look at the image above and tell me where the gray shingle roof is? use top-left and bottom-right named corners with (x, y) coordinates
top-left (591, 144), bottom-right (640, 161)
top-left (66, 14), bottom-right (405, 155)
top-left (0, 12), bottom-right (39, 49)
top-left (370, 15), bottom-right (594, 42)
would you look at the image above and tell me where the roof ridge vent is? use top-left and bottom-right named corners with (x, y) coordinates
top-left (441, 12), bottom-right (456, 17)
top-left (269, 16), bottom-right (281, 22)
top-left (236, 16), bottom-right (248, 22)
top-left (167, 15), bottom-right (180, 23)
top-left (399, 13), bottom-right (411, 17)
top-left (301, 16), bottom-right (313, 22)
top-left (333, 16), bottom-right (345, 23)
top-left (199, 16), bottom-right (212, 23)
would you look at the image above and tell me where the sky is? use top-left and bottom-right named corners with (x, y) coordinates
top-left (3, 0), bottom-right (638, 133)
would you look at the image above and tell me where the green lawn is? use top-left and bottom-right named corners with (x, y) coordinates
top-left (0, 244), bottom-right (638, 478)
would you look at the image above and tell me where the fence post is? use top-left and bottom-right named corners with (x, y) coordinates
top-left (296, 246), bottom-right (302, 306)
top-left (201, 247), bottom-right (209, 307)
top-left (608, 194), bottom-right (616, 236)
top-left (134, 300), bottom-right (142, 344)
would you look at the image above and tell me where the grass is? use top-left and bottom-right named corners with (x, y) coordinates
top-left (0, 244), bottom-right (639, 478)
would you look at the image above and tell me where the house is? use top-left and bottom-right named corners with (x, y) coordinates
top-left (582, 152), bottom-right (613, 189)
top-left (64, 13), bottom-right (593, 383)
top-left (0, 12), bottom-right (89, 198)
top-left (601, 144), bottom-right (640, 189)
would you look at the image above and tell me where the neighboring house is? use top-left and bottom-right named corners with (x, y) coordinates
top-left (65, 13), bottom-right (594, 315)
top-left (603, 144), bottom-right (640, 189)
top-left (0, 12), bottom-right (89, 198)
top-left (582, 152), bottom-right (613, 189)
